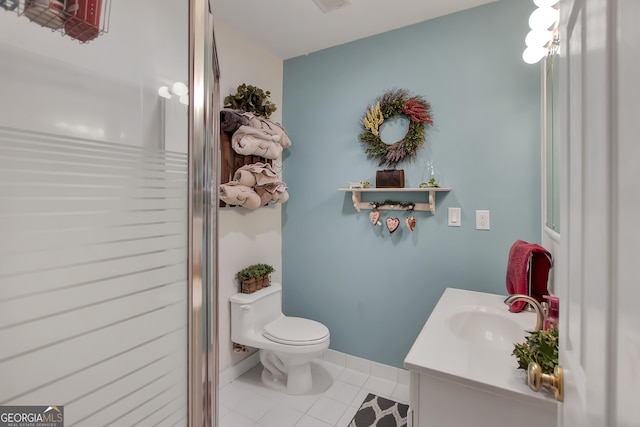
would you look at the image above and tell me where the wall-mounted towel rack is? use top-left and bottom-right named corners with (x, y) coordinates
top-left (1, 0), bottom-right (111, 43)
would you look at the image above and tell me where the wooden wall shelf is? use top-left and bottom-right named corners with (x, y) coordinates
top-left (338, 187), bottom-right (451, 215)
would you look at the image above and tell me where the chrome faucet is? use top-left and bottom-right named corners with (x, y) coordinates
top-left (504, 294), bottom-right (545, 331)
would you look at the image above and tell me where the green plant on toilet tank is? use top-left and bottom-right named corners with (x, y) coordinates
top-left (235, 263), bottom-right (275, 281)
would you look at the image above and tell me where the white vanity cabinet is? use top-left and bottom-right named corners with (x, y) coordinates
top-left (404, 288), bottom-right (557, 427)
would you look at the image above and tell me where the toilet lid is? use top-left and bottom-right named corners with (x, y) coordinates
top-left (263, 317), bottom-right (329, 346)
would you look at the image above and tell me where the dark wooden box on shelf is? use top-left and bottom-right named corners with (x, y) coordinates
top-left (375, 169), bottom-right (405, 188)
top-left (219, 131), bottom-right (272, 208)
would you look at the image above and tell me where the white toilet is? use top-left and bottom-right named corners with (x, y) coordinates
top-left (230, 282), bottom-right (330, 394)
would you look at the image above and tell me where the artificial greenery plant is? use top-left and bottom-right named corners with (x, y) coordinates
top-left (235, 263), bottom-right (275, 282)
top-left (512, 326), bottom-right (559, 374)
top-left (224, 84), bottom-right (277, 119)
top-left (419, 178), bottom-right (440, 188)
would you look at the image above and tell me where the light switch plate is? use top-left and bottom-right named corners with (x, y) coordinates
top-left (448, 207), bottom-right (461, 227)
top-left (476, 210), bottom-right (490, 230)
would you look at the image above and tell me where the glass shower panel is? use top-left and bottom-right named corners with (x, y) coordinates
top-left (0, 1), bottom-right (193, 425)
top-left (0, 127), bottom-right (188, 426)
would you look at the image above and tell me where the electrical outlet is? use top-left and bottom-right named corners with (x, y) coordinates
top-left (448, 207), bottom-right (461, 227)
top-left (476, 210), bottom-right (490, 230)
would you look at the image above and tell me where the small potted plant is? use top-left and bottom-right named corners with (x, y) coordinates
top-left (236, 263), bottom-right (275, 294)
top-left (224, 84), bottom-right (277, 119)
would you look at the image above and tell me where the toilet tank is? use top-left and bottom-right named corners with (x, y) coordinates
top-left (230, 282), bottom-right (282, 341)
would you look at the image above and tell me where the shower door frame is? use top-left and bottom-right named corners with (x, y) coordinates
top-left (188, 0), bottom-right (218, 426)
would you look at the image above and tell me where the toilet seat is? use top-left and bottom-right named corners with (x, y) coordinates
top-left (263, 316), bottom-right (329, 346)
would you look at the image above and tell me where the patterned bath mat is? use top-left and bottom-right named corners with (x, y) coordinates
top-left (348, 393), bottom-right (409, 427)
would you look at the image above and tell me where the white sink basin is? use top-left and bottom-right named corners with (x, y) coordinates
top-left (404, 288), bottom-right (556, 419)
top-left (447, 305), bottom-right (528, 347)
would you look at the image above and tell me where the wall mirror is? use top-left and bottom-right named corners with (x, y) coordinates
top-left (544, 52), bottom-right (560, 233)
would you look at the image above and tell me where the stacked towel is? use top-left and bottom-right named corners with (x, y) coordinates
top-left (234, 162), bottom-right (279, 188)
top-left (240, 112), bottom-right (292, 149)
top-left (220, 111), bottom-right (291, 208)
top-left (255, 182), bottom-right (289, 206)
top-left (221, 162), bottom-right (289, 208)
top-left (220, 109), bottom-right (250, 133)
top-left (506, 240), bottom-right (553, 313)
top-left (219, 182), bottom-right (262, 209)
top-left (232, 126), bottom-right (283, 159)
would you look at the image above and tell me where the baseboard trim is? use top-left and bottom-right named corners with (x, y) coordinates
top-left (219, 348), bottom-right (410, 387)
top-left (219, 352), bottom-right (260, 387)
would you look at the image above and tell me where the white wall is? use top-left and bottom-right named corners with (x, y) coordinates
top-left (214, 18), bottom-right (284, 372)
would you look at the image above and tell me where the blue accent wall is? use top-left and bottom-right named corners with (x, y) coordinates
top-left (282, 0), bottom-right (541, 368)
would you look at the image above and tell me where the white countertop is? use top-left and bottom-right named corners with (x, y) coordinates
top-left (404, 287), bottom-right (557, 409)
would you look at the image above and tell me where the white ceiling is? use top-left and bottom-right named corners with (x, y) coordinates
top-left (211, 0), bottom-right (498, 59)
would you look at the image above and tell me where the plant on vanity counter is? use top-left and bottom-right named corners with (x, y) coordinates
top-left (236, 263), bottom-right (275, 294)
top-left (512, 327), bottom-right (559, 374)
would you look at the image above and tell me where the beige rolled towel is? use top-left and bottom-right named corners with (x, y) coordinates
top-left (255, 182), bottom-right (289, 205)
top-left (219, 182), bottom-right (262, 209)
top-left (232, 126), bottom-right (283, 159)
top-left (234, 162), bottom-right (280, 188)
top-left (240, 112), bottom-right (292, 149)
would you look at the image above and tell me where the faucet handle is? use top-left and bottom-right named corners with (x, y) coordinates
top-left (541, 301), bottom-right (549, 317)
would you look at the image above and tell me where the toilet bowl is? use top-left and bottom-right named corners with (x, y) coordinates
top-left (230, 282), bottom-right (330, 394)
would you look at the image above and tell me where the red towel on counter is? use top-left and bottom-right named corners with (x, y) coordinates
top-left (506, 240), bottom-right (553, 313)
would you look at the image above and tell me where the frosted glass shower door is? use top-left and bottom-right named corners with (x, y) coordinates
top-left (0, 127), bottom-right (189, 426)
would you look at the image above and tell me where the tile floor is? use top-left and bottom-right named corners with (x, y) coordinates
top-left (219, 358), bottom-right (410, 427)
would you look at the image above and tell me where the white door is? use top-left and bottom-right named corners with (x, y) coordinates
top-left (558, 0), bottom-right (639, 426)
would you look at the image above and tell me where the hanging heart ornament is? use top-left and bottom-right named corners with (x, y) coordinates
top-left (386, 217), bottom-right (400, 234)
top-left (370, 210), bottom-right (381, 226)
top-left (406, 216), bottom-right (416, 232)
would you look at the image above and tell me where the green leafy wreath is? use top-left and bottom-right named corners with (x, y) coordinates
top-left (358, 89), bottom-right (433, 167)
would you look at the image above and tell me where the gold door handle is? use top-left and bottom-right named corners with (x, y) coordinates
top-left (528, 362), bottom-right (564, 402)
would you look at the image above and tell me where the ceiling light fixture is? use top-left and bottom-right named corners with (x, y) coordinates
top-left (522, 2), bottom-right (560, 64)
top-left (158, 86), bottom-right (172, 99)
top-left (311, 0), bottom-right (351, 14)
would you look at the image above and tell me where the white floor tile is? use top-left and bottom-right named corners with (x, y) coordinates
top-left (391, 383), bottom-right (410, 404)
top-left (258, 404), bottom-right (303, 427)
top-left (350, 388), bottom-right (372, 408)
top-left (218, 404), bottom-right (231, 419)
top-left (274, 392), bottom-right (322, 413)
top-left (219, 410), bottom-right (254, 427)
top-left (233, 390), bottom-right (276, 421)
top-left (324, 380), bottom-right (360, 404)
top-left (338, 368), bottom-right (369, 388)
top-left (306, 396), bottom-right (349, 425)
top-left (295, 415), bottom-right (332, 427)
top-left (337, 404), bottom-right (359, 426)
top-left (219, 381), bottom-right (252, 409)
top-left (315, 360), bottom-right (344, 380)
top-left (221, 352), bottom-right (409, 427)
top-left (362, 376), bottom-right (396, 398)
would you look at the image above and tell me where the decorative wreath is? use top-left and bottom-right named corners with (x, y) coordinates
top-left (358, 89), bottom-right (433, 167)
